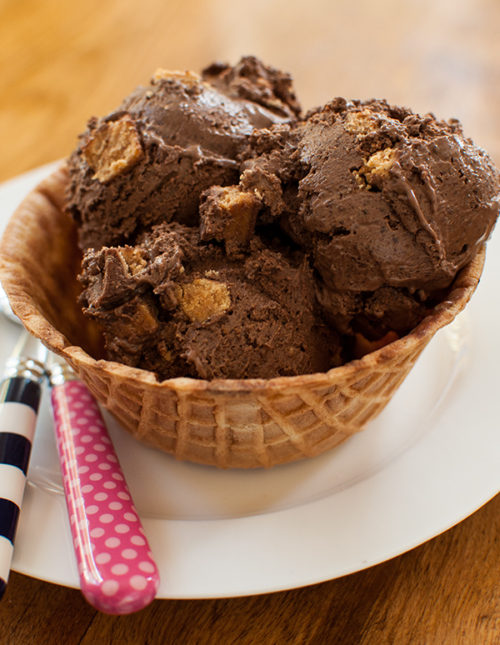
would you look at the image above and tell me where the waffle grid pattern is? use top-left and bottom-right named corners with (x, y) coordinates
top-left (65, 338), bottom-right (427, 468)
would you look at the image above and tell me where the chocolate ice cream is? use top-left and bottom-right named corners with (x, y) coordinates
top-left (79, 223), bottom-right (340, 379)
top-left (67, 56), bottom-right (300, 250)
top-left (69, 58), bottom-right (499, 380)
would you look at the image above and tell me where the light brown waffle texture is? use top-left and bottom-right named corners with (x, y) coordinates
top-left (0, 166), bottom-right (487, 468)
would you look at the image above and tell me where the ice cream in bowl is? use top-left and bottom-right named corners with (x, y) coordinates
top-left (0, 57), bottom-right (498, 468)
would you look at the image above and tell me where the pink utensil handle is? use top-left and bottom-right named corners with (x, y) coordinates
top-left (50, 380), bottom-right (159, 614)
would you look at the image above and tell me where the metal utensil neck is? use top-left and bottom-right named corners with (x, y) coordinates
top-left (4, 356), bottom-right (46, 383)
top-left (46, 358), bottom-right (77, 386)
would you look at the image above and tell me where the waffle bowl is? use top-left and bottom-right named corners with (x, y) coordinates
top-left (0, 165), bottom-right (486, 468)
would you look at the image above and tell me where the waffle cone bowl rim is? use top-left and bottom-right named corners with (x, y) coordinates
top-left (0, 166), bottom-right (488, 467)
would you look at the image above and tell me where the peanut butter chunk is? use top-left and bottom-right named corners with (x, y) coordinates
top-left (200, 186), bottom-right (260, 257)
top-left (83, 115), bottom-right (143, 183)
top-left (355, 148), bottom-right (397, 188)
top-left (177, 278), bottom-right (231, 323)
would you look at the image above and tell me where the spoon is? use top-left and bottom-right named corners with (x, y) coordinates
top-left (0, 284), bottom-right (159, 613)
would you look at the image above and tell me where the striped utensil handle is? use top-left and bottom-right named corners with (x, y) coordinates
top-left (0, 362), bottom-right (44, 598)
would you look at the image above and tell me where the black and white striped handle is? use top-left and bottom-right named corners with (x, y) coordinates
top-left (0, 372), bottom-right (42, 598)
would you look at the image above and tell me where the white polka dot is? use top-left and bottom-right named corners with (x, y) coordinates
top-left (103, 481), bottom-right (117, 490)
top-left (102, 437), bottom-right (111, 445)
top-left (100, 513), bottom-right (114, 524)
top-left (124, 512), bottom-right (137, 522)
top-left (107, 455), bottom-right (118, 463)
top-left (130, 535), bottom-right (146, 546)
top-left (99, 463), bottom-right (112, 471)
top-left (121, 548), bottom-right (137, 560)
top-left (78, 465), bottom-right (90, 474)
top-left (111, 563), bottom-right (128, 576)
top-left (112, 473), bottom-right (124, 481)
top-left (88, 425), bottom-right (101, 434)
top-left (102, 580), bottom-right (119, 596)
top-left (74, 404), bottom-right (85, 412)
top-left (81, 435), bottom-right (93, 443)
top-left (117, 492), bottom-right (130, 501)
top-left (86, 505), bottom-right (99, 515)
top-left (75, 446), bottom-right (85, 455)
top-left (105, 537), bottom-right (121, 548)
top-left (95, 552), bottom-right (111, 564)
top-left (109, 501), bottom-right (123, 511)
top-left (130, 575), bottom-right (147, 591)
top-left (89, 473), bottom-right (103, 481)
top-left (139, 561), bottom-right (155, 574)
top-left (85, 454), bottom-right (98, 463)
top-left (94, 444), bottom-right (106, 452)
top-left (90, 527), bottom-right (105, 538)
top-left (94, 492), bottom-right (108, 502)
top-left (81, 484), bottom-right (94, 494)
top-left (117, 602), bottom-right (135, 614)
top-left (70, 514), bottom-right (76, 525)
top-left (114, 524), bottom-right (130, 534)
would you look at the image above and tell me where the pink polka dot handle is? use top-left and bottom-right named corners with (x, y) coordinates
top-left (50, 380), bottom-right (160, 614)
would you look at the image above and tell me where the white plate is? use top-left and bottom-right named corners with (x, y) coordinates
top-left (0, 164), bottom-right (498, 599)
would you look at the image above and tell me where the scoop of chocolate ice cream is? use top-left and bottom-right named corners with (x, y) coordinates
top-left (290, 99), bottom-right (499, 292)
top-left (78, 223), bottom-right (341, 380)
top-left (66, 57), bottom-right (300, 250)
top-left (201, 55), bottom-right (301, 119)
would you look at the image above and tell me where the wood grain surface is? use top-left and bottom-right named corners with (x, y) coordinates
top-left (0, 0), bottom-right (499, 643)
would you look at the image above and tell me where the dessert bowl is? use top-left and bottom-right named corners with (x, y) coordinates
top-left (0, 165), bottom-right (486, 468)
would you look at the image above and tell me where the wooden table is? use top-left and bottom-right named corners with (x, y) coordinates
top-left (0, 1), bottom-right (498, 642)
